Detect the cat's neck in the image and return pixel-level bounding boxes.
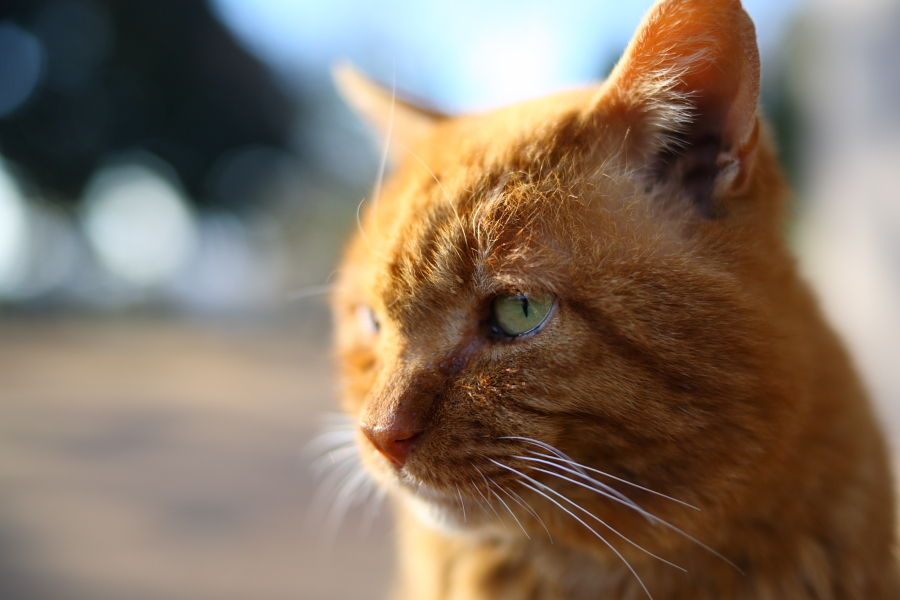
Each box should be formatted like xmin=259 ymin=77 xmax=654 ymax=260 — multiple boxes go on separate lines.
xmin=396 ymin=483 xmax=900 ymax=600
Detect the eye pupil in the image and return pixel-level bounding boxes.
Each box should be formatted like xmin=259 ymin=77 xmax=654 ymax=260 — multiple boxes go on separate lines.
xmin=491 ymin=293 xmax=555 ymax=337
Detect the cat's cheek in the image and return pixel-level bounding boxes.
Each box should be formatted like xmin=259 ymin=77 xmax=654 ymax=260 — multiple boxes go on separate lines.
xmin=338 ymin=357 xmax=379 ymax=414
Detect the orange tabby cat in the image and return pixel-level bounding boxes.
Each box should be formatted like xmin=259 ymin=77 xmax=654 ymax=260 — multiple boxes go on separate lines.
xmin=330 ymin=0 xmax=900 ymax=597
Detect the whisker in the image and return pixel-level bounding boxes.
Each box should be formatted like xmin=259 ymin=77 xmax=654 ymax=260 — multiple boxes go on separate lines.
xmin=527 ymin=450 xmax=700 ymax=511
xmin=315 ymin=436 xmax=359 ymax=460
xmin=504 ymin=435 xmax=699 ymax=510
xmin=504 ymin=438 xmax=646 ymax=508
xmin=310 ymin=438 xmax=358 ymax=457
xmin=355 ymin=196 xmax=373 ymax=248
xmin=503 ymin=460 xmax=684 ymax=572
xmin=503 ymin=437 xmax=740 ymax=573
xmin=306 ymin=423 xmax=358 ymax=476
xmin=492 ymin=460 xmax=653 ymax=600
xmin=473 ymin=467 xmax=505 ymax=524
xmin=306 ymin=414 xmax=355 ymax=437
xmin=306 ymin=414 xmax=385 ymax=546
xmin=359 ymin=482 xmax=387 ymax=536
xmin=522 ymin=460 xmax=740 ymax=574
xmin=321 ymin=465 xmax=374 ymax=545
xmin=309 ymin=452 xmax=363 ymax=507
xmin=308 ymin=439 xmax=357 ymax=461
xmin=310 ymin=449 xmax=360 ymax=496
xmin=455 ymin=484 xmax=467 ymax=523
xmin=308 ymin=432 xmax=356 ymax=455
xmin=503 ymin=487 xmax=553 ymax=543
xmin=500 ymin=436 xmax=570 ymax=461
xmin=305 ymin=460 xmax=361 ymax=546
xmin=465 ymin=479 xmax=490 ymax=517
xmin=513 ymin=455 xmax=645 ymax=514
xmin=310 ymin=445 xmax=359 ymax=477
xmin=305 ymin=419 xmax=354 ymax=449
xmin=484 ymin=475 xmax=530 ymax=539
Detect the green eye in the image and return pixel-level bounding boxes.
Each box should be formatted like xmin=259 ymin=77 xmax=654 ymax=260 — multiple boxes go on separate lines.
xmin=491 ymin=293 xmax=556 ymax=337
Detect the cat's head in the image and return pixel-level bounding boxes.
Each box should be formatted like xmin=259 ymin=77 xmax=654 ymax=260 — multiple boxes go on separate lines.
xmin=333 ymin=0 xmax=803 ymax=551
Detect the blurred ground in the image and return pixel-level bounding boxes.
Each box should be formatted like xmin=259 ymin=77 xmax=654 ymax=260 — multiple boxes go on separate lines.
xmin=0 ymin=314 xmax=393 ymax=600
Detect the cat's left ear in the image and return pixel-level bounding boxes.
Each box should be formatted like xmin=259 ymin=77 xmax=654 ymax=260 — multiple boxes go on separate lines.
xmin=602 ymin=0 xmax=761 ymax=214
xmin=334 ymin=63 xmax=447 ymax=155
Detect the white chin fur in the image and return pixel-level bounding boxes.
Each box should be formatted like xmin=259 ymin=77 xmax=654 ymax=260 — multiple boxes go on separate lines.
xmin=405 ymin=490 xmax=506 ymax=536
xmin=406 ymin=492 xmax=467 ymax=532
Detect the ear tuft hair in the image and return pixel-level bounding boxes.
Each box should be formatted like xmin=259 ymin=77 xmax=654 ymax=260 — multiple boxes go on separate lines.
xmin=603 ymin=0 xmax=761 ymax=216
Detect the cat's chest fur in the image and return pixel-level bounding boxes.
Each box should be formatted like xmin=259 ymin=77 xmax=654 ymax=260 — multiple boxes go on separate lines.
xmin=330 ymin=0 xmax=900 ymax=598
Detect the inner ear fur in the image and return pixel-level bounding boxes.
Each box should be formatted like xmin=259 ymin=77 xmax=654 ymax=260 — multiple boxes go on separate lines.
xmin=601 ymin=0 xmax=761 ymax=217
xmin=333 ymin=63 xmax=447 ymax=158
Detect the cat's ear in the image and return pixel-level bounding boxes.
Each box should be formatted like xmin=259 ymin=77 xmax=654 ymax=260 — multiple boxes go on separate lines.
xmin=333 ymin=63 xmax=446 ymax=154
xmin=603 ymin=0 xmax=761 ymax=215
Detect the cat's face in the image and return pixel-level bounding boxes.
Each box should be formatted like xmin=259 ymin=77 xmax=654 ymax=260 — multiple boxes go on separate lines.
xmin=334 ymin=0 xmax=802 ymax=552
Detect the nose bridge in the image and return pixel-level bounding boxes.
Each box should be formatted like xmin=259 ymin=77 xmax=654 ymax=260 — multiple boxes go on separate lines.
xmin=362 ymin=356 xmax=439 ymax=430
xmin=359 ymin=356 xmax=443 ymax=468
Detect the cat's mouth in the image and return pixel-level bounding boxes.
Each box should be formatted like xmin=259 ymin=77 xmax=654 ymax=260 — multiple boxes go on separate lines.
xmin=365 ymin=440 xmax=501 ymax=503
xmin=377 ymin=446 xmax=540 ymax=525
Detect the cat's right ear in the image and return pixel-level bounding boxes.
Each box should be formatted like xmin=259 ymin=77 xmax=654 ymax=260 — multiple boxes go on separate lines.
xmin=333 ymin=64 xmax=446 ymax=155
xmin=600 ymin=0 xmax=761 ymax=216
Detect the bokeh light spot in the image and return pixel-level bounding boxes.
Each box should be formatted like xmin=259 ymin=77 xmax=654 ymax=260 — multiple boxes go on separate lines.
xmin=0 ymin=160 xmax=29 ymax=294
xmin=82 ymin=161 xmax=198 ymax=287
xmin=0 ymin=22 xmax=44 ymax=116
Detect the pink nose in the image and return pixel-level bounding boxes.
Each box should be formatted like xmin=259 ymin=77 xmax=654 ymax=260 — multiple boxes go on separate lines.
xmin=360 ymin=423 xmax=423 ymax=468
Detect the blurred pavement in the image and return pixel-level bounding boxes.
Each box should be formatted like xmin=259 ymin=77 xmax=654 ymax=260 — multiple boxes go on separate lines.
xmin=0 ymin=316 xmax=393 ymax=600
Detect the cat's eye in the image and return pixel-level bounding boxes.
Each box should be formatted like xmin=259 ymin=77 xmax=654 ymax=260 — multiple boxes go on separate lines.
xmin=491 ymin=293 xmax=556 ymax=337
xmin=357 ymin=305 xmax=380 ymax=335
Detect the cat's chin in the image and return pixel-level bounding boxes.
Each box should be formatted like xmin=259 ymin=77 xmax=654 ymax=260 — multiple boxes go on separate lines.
xmin=404 ymin=492 xmax=501 ymax=535
xmin=406 ymin=494 xmax=465 ymax=531
xmin=383 ymin=464 xmax=524 ymax=536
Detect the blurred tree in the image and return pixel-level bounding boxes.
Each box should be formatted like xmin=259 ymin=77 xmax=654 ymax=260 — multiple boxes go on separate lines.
xmin=0 ymin=0 xmax=299 ymax=209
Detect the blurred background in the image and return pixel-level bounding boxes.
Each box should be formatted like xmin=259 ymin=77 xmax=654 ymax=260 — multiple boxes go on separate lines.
xmin=0 ymin=0 xmax=897 ymax=598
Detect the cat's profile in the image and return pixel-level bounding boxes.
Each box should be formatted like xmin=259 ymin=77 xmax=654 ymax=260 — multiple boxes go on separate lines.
xmin=329 ymin=0 xmax=900 ymax=597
